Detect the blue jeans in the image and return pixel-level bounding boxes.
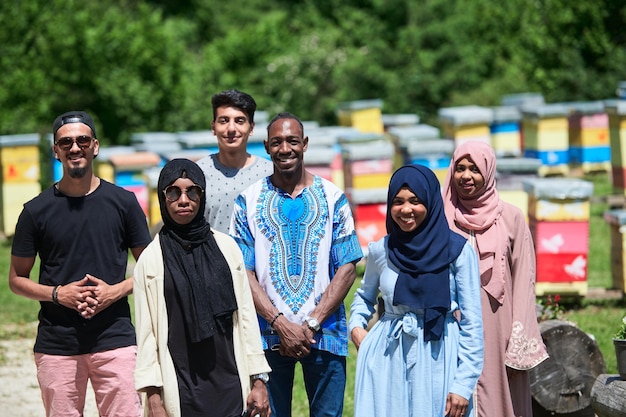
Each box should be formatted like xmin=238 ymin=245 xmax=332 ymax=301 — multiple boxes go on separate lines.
xmin=265 ymin=348 xmax=346 ymax=417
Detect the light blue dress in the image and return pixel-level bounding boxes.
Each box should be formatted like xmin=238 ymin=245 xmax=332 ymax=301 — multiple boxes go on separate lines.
xmin=349 ymin=237 xmax=484 ymax=417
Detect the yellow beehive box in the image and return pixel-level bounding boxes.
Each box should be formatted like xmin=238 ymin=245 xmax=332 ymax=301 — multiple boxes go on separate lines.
xmin=0 ymin=182 xmax=41 ymax=237
xmin=528 ymin=197 xmax=589 ymax=221
xmin=522 ymin=120 xmax=569 ymax=150
xmin=536 ymin=281 xmax=587 ymax=297
xmin=490 ymin=106 xmax=522 ymax=157
xmin=336 ymin=99 xmax=384 ymax=133
xmin=491 ymin=131 xmax=521 ymax=156
xmin=523 ymin=178 xmax=594 ymax=221
xmin=432 ymin=168 xmax=448 ymax=186
xmin=0 ymin=134 xmax=42 ymax=237
xmin=0 ymin=134 xmax=40 ymax=184
xmin=97 ymin=163 xmax=115 ymax=183
xmin=444 ymin=124 xmax=491 ymax=139
xmin=578 ymin=127 xmax=610 ymax=147
xmin=1 ymin=146 xmax=40 ymax=183
xmin=148 ymin=189 xmax=161 ymax=227
xmin=521 ymin=104 xmax=569 ymax=151
xmin=438 ymin=105 xmax=493 ymax=142
xmin=568 ymin=101 xmax=609 ymax=148
xmin=352 ymin=173 xmax=392 ymax=189
xmin=536 ymin=117 xmax=569 ymax=131
xmin=346 ymin=108 xmax=384 ymax=134
xmin=144 ymin=166 xmax=163 ymax=228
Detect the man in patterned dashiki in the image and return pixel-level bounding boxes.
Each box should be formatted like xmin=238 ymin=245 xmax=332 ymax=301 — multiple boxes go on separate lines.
xmin=230 ymin=112 xmax=363 ymax=417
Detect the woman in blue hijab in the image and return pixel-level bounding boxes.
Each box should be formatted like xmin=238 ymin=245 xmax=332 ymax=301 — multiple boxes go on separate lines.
xmin=349 ymin=164 xmax=484 ymax=417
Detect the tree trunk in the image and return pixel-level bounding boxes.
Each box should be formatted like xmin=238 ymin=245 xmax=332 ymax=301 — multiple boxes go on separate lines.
xmin=591 ymin=374 xmax=626 ymax=417
xmin=530 ymin=320 xmax=606 ymax=414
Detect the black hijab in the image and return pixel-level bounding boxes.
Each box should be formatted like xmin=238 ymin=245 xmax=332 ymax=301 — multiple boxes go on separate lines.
xmin=158 ymin=158 xmax=237 ymax=343
xmin=387 ymin=165 xmax=466 ymax=341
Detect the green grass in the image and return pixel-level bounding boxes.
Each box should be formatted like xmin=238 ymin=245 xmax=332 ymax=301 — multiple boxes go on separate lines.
xmin=1 ymin=172 xmax=625 ymax=416
xmin=0 ymin=240 xmax=40 ymax=339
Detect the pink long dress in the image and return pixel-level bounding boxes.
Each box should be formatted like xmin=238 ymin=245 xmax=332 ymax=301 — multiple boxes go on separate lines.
xmin=451 ymin=203 xmax=548 ymax=417
xmin=443 ymin=141 xmax=549 ymax=417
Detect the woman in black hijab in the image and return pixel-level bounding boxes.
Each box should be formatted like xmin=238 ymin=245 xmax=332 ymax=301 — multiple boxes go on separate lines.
xmin=134 ymin=159 xmax=271 ymax=417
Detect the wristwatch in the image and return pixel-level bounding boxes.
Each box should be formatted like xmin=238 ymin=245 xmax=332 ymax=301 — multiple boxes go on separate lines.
xmin=252 ymin=373 xmax=270 ymax=384
xmin=305 ymin=316 xmax=321 ymax=332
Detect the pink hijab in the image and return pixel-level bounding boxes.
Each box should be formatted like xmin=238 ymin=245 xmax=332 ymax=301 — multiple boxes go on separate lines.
xmin=443 ymin=141 xmax=507 ymax=304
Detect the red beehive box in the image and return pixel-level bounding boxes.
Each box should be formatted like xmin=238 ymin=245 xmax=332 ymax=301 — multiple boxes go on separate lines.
xmin=530 ymin=220 xmax=589 ymax=255
xmin=349 ymin=188 xmax=387 ymax=255
xmin=531 ymin=220 xmax=589 ymax=294
xmin=536 ymin=253 xmax=588 ymax=283
xmin=353 ymin=203 xmax=387 ymax=252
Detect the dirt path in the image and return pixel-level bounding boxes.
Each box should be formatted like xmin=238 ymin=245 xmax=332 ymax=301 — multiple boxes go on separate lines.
xmin=0 ymin=338 xmax=98 ymax=417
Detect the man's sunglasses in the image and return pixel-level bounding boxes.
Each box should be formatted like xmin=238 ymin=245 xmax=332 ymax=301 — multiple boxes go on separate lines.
xmin=55 ymin=135 xmax=94 ymax=151
xmin=163 ymin=185 xmax=204 ymax=202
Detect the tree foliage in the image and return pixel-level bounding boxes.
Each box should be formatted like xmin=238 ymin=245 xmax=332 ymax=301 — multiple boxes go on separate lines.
xmin=0 ymin=0 xmax=625 ymax=143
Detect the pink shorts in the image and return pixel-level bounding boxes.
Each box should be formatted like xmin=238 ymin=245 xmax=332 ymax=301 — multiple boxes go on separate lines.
xmin=34 ymin=345 xmax=141 ymax=417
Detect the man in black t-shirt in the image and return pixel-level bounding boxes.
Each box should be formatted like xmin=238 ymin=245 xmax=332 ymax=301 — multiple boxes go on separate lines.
xmin=9 ymin=111 xmax=151 ymax=417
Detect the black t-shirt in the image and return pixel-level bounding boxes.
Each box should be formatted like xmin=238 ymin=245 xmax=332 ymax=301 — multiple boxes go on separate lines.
xmin=12 ymin=180 xmax=152 ymax=355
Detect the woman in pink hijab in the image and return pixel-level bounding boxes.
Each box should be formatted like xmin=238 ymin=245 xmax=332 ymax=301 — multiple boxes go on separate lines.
xmin=443 ymin=141 xmax=548 ymax=417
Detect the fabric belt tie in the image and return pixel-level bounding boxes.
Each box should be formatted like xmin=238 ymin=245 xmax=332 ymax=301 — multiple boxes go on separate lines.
xmin=386 ymin=312 xmax=421 ymax=369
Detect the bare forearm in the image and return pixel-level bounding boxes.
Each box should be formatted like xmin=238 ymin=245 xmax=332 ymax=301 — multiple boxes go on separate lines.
xmin=9 ymin=275 xmax=54 ymax=302
xmin=116 ymin=276 xmax=134 ymax=299
xmin=308 ymin=261 xmax=357 ymax=323
xmin=246 ymin=270 xmax=280 ymax=321
xmin=8 ymin=256 xmax=48 ymax=301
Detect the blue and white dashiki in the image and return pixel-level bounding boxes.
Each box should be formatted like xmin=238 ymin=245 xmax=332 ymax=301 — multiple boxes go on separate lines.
xmin=231 ymin=175 xmax=363 ymax=356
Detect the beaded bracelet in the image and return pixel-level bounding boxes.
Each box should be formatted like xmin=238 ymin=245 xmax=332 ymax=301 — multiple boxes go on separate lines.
xmin=269 ymin=312 xmax=283 ymax=327
xmin=52 ymin=285 xmax=62 ymax=305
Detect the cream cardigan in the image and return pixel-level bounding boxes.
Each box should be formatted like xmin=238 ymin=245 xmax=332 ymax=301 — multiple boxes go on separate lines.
xmin=133 ymin=231 xmax=271 ymax=417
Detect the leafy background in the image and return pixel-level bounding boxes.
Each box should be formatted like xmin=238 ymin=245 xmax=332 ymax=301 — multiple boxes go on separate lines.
xmin=1 ymin=0 xmax=625 ymax=147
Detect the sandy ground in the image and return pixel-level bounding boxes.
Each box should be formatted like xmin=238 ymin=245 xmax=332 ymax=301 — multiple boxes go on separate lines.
xmin=0 ymin=337 xmax=98 ymax=417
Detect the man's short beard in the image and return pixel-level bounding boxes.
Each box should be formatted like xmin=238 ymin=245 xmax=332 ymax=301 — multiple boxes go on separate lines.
xmin=68 ymin=167 xmax=87 ymax=178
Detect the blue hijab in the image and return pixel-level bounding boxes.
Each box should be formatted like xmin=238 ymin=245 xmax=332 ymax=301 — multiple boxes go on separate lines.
xmin=387 ymin=164 xmax=466 ymax=341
